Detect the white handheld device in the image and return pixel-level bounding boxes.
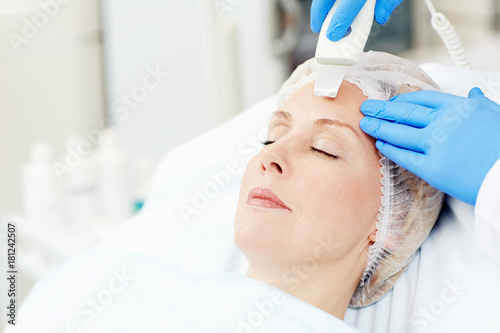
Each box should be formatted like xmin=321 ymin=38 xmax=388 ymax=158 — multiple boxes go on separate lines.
xmin=314 ymin=0 xmax=376 ymax=98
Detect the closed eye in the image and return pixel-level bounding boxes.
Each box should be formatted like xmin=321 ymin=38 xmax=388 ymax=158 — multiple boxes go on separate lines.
xmin=261 ymin=140 xmax=338 ymax=160
xmin=310 ymin=147 xmax=338 ymax=160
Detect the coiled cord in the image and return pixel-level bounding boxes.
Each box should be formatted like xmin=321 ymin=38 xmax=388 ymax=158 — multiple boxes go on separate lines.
xmin=424 ymin=0 xmax=472 ymax=68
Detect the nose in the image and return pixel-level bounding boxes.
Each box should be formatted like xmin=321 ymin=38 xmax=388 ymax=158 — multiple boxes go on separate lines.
xmin=260 ymin=142 xmax=288 ymax=177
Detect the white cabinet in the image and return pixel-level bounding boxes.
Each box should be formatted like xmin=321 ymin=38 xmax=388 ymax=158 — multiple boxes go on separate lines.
xmin=0 ymin=0 xmax=105 ymax=217
xmin=100 ymin=0 xmax=300 ymax=158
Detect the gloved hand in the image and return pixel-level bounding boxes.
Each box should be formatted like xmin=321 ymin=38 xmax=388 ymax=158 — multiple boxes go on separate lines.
xmin=311 ymin=0 xmax=404 ymax=41
xmin=359 ymin=88 xmax=500 ymax=206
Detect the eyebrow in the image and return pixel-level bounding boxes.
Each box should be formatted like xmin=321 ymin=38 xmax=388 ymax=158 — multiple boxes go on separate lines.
xmin=271 ymin=110 xmax=360 ymax=138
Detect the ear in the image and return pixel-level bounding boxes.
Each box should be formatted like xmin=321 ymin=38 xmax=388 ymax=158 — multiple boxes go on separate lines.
xmin=368 ymin=230 xmax=377 ymax=244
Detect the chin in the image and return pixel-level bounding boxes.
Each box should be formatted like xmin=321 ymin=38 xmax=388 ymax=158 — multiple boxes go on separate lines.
xmin=233 ymin=211 xmax=264 ymax=255
xmin=235 ymin=219 xmax=275 ymax=258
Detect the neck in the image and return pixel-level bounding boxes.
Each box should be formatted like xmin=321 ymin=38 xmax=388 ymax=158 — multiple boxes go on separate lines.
xmin=245 ymin=254 xmax=364 ymax=319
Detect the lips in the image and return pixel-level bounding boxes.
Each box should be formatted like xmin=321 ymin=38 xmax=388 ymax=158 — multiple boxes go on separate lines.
xmin=247 ymin=187 xmax=291 ymax=211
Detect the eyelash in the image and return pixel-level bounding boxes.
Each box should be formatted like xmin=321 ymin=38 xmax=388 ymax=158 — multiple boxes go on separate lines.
xmin=261 ymin=140 xmax=338 ymax=160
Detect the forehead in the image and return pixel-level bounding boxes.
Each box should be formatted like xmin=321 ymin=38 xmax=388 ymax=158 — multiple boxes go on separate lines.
xmin=280 ymin=81 xmax=367 ymax=125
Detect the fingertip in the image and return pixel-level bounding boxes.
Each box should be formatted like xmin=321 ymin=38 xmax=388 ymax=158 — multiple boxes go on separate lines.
xmin=375 ymin=0 xmax=404 ymax=24
xmin=359 ymin=116 xmax=370 ymax=128
xmin=326 ymin=31 xmax=341 ymax=42
xmin=310 ymin=0 xmax=325 ymax=33
xmin=310 ymin=16 xmax=321 ymax=33
xmin=359 ymin=116 xmax=378 ymax=137
xmin=326 ymin=32 xmax=342 ymax=42
xmin=375 ymin=140 xmax=384 ymax=151
xmin=374 ymin=9 xmax=389 ymax=25
xmin=360 ymin=100 xmax=384 ymax=115
xmin=326 ymin=23 xmax=343 ymax=41
xmin=327 ymin=9 xmax=354 ymax=41
xmin=468 ymin=87 xmax=485 ymax=98
xmin=360 ymin=105 xmax=370 ymax=116
xmin=311 ymin=0 xmax=338 ymax=35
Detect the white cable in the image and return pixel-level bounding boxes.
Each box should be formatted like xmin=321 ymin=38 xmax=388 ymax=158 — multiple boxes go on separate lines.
xmin=423 ymin=0 xmax=472 ymax=68
xmin=423 ymin=0 xmax=437 ymax=16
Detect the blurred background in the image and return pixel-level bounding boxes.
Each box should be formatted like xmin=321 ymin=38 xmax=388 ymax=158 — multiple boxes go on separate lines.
xmin=1 ymin=0 xmax=500 ymax=329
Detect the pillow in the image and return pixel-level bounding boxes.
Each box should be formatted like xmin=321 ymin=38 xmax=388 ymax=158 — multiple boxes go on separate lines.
xmin=144 ymin=95 xmax=275 ymax=210
xmin=94 ymin=96 xmax=277 ymax=275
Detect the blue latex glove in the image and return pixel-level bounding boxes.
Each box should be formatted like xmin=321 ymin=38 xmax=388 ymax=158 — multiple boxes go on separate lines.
xmin=310 ymin=0 xmax=404 ymax=41
xmin=359 ymin=88 xmax=500 ymax=205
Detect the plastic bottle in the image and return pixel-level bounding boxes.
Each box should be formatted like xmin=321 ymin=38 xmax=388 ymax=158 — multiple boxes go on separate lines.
xmin=21 ymin=141 xmax=65 ymax=229
xmin=133 ymin=156 xmax=157 ymax=213
xmin=96 ymin=129 xmax=132 ymax=223
xmin=64 ymin=136 xmax=99 ymax=227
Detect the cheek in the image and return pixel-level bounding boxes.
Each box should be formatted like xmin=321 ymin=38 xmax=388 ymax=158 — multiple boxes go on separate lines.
xmin=301 ymin=161 xmax=381 ymax=237
xmin=305 ymin=166 xmax=361 ymax=211
xmin=234 ymin=156 xmax=293 ymax=257
xmin=234 ymin=158 xmax=255 ymax=250
xmin=236 ymin=156 xmax=260 ymax=205
xmin=234 ymin=155 xmax=263 ymax=236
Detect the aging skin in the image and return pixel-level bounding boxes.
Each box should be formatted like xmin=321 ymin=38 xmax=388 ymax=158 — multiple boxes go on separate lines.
xmin=234 ymin=81 xmax=382 ymax=319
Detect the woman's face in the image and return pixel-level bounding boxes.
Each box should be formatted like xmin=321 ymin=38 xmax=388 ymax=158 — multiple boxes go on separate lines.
xmin=234 ymin=81 xmax=382 ymax=271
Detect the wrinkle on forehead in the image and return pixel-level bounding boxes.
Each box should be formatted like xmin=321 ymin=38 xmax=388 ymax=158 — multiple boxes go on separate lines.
xmin=277 ymin=81 xmax=374 ymax=149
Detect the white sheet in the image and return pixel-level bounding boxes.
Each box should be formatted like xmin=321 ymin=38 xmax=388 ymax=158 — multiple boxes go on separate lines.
xmin=7 ymin=250 xmax=361 ymax=333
